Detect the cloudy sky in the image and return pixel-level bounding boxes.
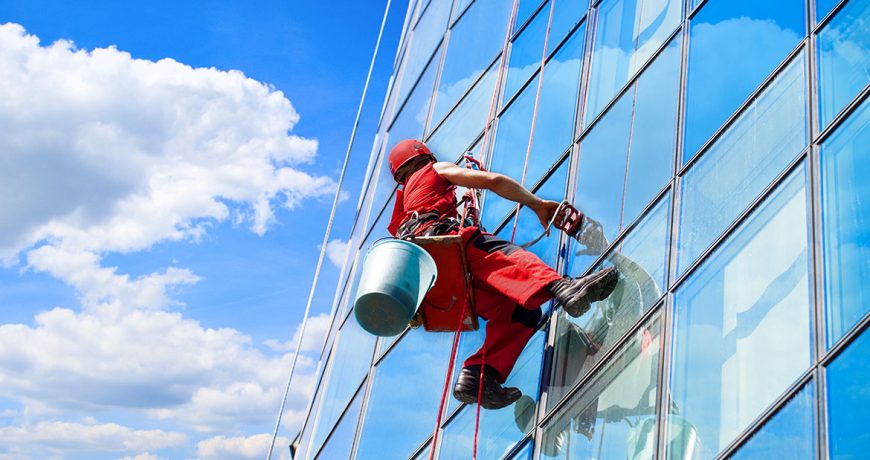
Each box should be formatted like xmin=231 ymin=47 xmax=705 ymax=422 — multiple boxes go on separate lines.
xmin=0 ymin=1 xmax=404 ymax=458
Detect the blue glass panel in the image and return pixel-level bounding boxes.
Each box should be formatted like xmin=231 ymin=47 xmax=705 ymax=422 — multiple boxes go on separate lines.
xmin=296 ymin=354 xmax=331 ymax=460
xmin=432 ymin=0 xmax=513 ymax=125
xmin=395 ymin=0 xmax=450 ymax=109
xmin=817 ymin=0 xmax=870 ymax=129
xmin=678 ymin=53 xmax=807 ymax=275
xmin=623 ymin=33 xmax=680 ymax=225
xmin=427 ymin=62 xmax=499 ymax=160
xmin=816 ymin=0 xmax=840 ymax=21
xmin=509 ymin=441 xmax=533 ymax=459
xmin=827 ymin=324 xmax=870 ymax=459
xmin=314 ymin=385 xmax=365 ymax=460
xmin=821 ymin=96 xmax=870 ymax=347
xmin=585 ymin=0 xmax=682 ymax=124
xmin=729 ymin=383 xmax=815 ymax=460
xmin=356 ymin=328 xmax=453 ymax=460
xmin=516 ymin=0 xmax=545 ymax=32
xmin=669 ymin=167 xmax=811 ymax=458
xmin=309 ymin=317 xmax=377 ymax=456
xmin=541 ymin=314 xmax=662 ymax=460
xmin=389 ymin=47 xmax=440 ymax=148
xmin=439 ymin=331 xmax=546 ymax=459
xmin=683 ymin=0 xmax=804 ymax=161
xmin=552 ymin=194 xmax=669 ymax=410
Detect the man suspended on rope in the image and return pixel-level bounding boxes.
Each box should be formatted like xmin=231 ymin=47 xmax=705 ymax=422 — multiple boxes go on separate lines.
xmin=386 ymin=139 xmax=619 ymax=410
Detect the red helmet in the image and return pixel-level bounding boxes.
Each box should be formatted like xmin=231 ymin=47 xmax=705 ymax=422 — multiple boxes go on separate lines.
xmin=388 ymin=139 xmax=434 ymax=180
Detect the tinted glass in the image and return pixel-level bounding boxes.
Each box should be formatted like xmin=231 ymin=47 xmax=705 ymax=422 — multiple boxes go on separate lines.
xmin=439 ymin=331 xmax=546 ymax=459
xmin=677 ymin=53 xmax=807 ymax=275
xmin=816 ymin=0 xmax=841 ymax=21
xmin=516 ymin=0 xmax=545 ymax=32
xmin=817 ymin=0 xmax=870 ymax=129
xmin=509 ymin=441 xmax=533 ymax=460
xmin=433 ymin=0 xmax=513 ymax=125
xmin=669 ymin=167 xmax=811 ymax=458
xmin=683 ymin=0 xmax=804 ymax=161
xmin=541 ymin=314 xmax=662 ymax=460
xmin=309 ymin=317 xmax=376 ymax=455
xmin=552 ymin=195 xmax=669 ymax=409
xmin=314 ymin=385 xmax=364 ymax=460
xmin=826 ymin=324 xmax=870 ymax=459
xmin=395 ymin=1 xmax=450 ymax=109
xmin=427 ymin=62 xmax=499 ymax=161
xmin=728 ymin=383 xmax=815 ymax=460
xmin=388 ymin=48 xmax=440 ymax=147
xmin=356 ymin=328 xmax=453 ymax=459
xmin=821 ymin=97 xmax=870 ymax=347
xmin=585 ymin=0 xmax=682 ymax=124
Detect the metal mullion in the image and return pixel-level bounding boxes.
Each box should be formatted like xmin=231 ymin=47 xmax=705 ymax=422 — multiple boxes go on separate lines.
xmin=373 ymin=323 xmax=412 ymax=367
xmin=311 ymin=376 xmax=370 ymax=460
xmin=668 ymin=17 xmax=691 ymax=289
xmin=537 ymin=300 xmax=666 ymax=427
xmin=813 ymin=0 xmax=851 ymax=33
xmin=713 ymin=369 xmax=817 ymax=460
xmin=350 ymin=356 xmax=379 ymax=460
xmin=408 ymin=434 xmax=432 ymax=460
xmin=670 ymin=148 xmax=811 ymax=292
xmin=816 ymin=364 xmax=829 ymax=460
xmin=687 ymin=0 xmax=708 ymax=20
xmin=814 ymin=85 xmax=870 ymax=144
xmin=654 ymin=292 xmax=675 ymax=460
xmin=299 ymin=347 xmax=337 ymax=460
xmin=448 ymin=0 xmax=476 ymax=29
xmin=511 ymin=0 xmax=549 ymax=41
xmin=679 ymin=40 xmax=808 ymax=174
xmin=819 ymin=310 xmax=870 ymax=367
xmin=412 ymin=0 xmax=432 ymax=30
xmin=501 ymin=437 xmax=533 ymax=460
xmin=574 ymin=25 xmax=682 ymax=145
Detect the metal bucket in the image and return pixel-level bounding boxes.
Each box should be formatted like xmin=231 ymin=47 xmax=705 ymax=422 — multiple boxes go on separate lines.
xmin=354 ymin=239 xmax=437 ymax=337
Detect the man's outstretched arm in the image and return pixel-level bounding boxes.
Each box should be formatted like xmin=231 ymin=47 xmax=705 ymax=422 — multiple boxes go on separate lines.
xmin=433 ymin=161 xmax=560 ymax=229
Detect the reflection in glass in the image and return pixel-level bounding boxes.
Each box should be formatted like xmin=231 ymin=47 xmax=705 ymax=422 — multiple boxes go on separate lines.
xmin=433 ymin=0 xmax=513 ymax=125
xmin=427 ymin=62 xmax=499 ymax=161
xmin=395 ymin=0 xmax=450 ymax=109
xmin=575 ymin=33 xmax=680 ymax=247
xmin=817 ymin=0 xmax=870 ymax=129
xmin=729 ymin=382 xmax=815 ymax=460
xmin=821 ymin=97 xmax=870 ymax=347
xmin=516 ymin=0 xmax=545 ymax=32
xmin=816 ymin=0 xmax=840 ymax=21
xmin=678 ymin=53 xmax=807 ymax=275
xmin=669 ymin=167 xmax=811 ymax=459
xmin=541 ymin=315 xmax=662 ymax=459
xmin=552 ymin=194 xmax=669 ymax=409
xmin=388 ymin=47 xmax=440 ymax=149
xmin=826 ymin=324 xmax=870 ymax=459
xmin=308 ymin=317 xmax=376 ymax=456
xmin=314 ymin=385 xmax=365 ymax=460
xmin=439 ymin=331 xmax=546 ymax=459
xmin=585 ymin=0 xmax=682 ymax=124
xmin=682 ymin=0 xmax=804 ymax=160
xmin=509 ymin=441 xmax=533 ymax=459
xmin=356 ymin=328 xmax=453 ymax=459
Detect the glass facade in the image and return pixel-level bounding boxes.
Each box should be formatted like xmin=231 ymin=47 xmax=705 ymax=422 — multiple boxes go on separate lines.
xmin=292 ymin=0 xmax=870 ymax=458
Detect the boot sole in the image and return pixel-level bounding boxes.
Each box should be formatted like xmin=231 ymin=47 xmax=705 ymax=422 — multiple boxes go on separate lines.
xmin=563 ymin=266 xmax=619 ymax=317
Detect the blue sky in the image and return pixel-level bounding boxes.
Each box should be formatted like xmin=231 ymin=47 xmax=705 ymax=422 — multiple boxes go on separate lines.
xmin=0 ymin=0 xmax=406 ymax=458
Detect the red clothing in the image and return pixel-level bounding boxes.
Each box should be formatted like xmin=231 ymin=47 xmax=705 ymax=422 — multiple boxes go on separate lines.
xmin=388 ymin=164 xmax=562 ymax=382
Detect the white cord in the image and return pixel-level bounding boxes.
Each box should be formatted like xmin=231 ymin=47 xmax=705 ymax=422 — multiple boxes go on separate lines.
xmin=266 ymin=0 xmax=393 ymax=458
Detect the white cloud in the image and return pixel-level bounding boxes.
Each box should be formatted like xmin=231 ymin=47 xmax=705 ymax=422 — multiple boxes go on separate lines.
xmin=324 ymin=238 xmax=349 ymax=269
xmin=265 ymin=313 xmax=331 ymax=353
xmin=197 ymin=433 xmax=290 ymax=460
xmin=0 ymin=420 xmax=185 ymax=453
xmin=119 ymin=454 xmax=166 ymax=460
xmin=0 ymin=22 xmax=336 ymax=262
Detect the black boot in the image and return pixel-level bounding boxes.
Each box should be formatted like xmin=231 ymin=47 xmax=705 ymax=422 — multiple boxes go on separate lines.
xmin=453 ymin=365 xmax=522 ymax=410
xmin=548 ymin=266 xmax=619 ymax=317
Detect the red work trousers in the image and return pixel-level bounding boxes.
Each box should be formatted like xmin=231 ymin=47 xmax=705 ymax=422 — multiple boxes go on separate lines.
xmin=458 ymin=226 xmax=562 ymax=383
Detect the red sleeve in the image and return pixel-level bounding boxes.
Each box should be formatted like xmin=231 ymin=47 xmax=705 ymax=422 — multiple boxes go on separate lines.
xmin=387 ymin=189 xmax=405 ymax=237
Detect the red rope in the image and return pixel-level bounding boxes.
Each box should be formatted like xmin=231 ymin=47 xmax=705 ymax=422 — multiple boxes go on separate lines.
xmin=510 ymin=0 xmax=557 ymax=244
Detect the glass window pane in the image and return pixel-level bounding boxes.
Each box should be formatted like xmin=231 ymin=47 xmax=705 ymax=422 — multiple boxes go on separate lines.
xmin=395 ymin=1 xmax=450 ymax=109
xmin=668 ymin=166 xmax=812 ymax=459
xmin=552 ymin=194 xmax=669 ymax=409
xmin=388 ymin=47 xmax=440 ymax=148
xmin=439 ymin=331 xmax=546 ymax=459
xmin=816 ymin=0 xmax=840 ymax=21
xmin=541 ymin=314 xmax=662 ymax=460
xmin=308 ymin=317 xmax=377 ymax=456
xmin=314 ymin=384 xmax=365 ymax=460
xmin=826 ymin=324 xmax=870 ymax=459
xmin=677 ymin=53 xmax=807 ymax=275
xmin=585 ymin=0 xmax=682 ymax=124
xmin=427 ymin=62 xmax=499 ymax=161
xmin=682 ymin=0 xmax=804 ymax=160
xmin=728 ymin=382 xmax=815 ymax=460
xmin=509 ymin=441 xmax=533 ymax=459
xmin=516 ymin=0 xmax=545 ymax=32
xmin=821 ymin=96 xmax=870 ymax=347
xmin=356 ymin=328 xmax=453 ymax=459
xmin=432 ymin=0 xmax=514 ymax=125
xmin=817 ymin=0 xmax=870 ymax=129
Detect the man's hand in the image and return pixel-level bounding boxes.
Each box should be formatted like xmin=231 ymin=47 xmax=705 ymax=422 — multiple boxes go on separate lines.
xmin=532 ymin=200 xmax=561 ymax=234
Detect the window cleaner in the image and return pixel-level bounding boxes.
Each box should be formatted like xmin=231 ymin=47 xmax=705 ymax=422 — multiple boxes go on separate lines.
xmin=355 ymin=139 xmax=620 ymax=410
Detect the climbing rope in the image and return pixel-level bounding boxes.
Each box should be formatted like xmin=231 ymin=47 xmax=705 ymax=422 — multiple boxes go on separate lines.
xmin=265 ymin=1 xmax=393 ymax=458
